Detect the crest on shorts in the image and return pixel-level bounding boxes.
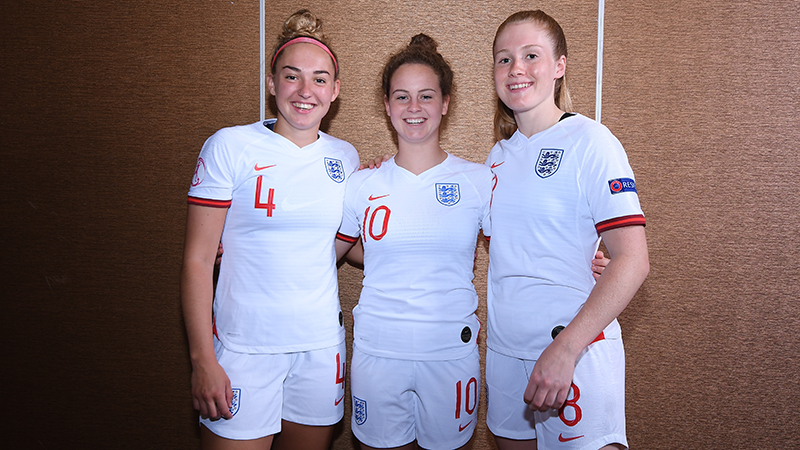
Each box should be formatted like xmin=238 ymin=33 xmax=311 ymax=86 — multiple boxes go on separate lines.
xmin=536 ymin=148 xmax=563 ymax=178
xmin=353 ymin=396 xmax=367 ymax=425
xmin=229 ymin=388 xmax=241 ymax=417
xmin=436 ymin=183 xmax=460 ymax=206
xmin=325 ymin=157 xmax=346 ymax=183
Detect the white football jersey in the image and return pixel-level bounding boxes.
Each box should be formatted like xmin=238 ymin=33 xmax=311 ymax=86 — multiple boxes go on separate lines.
xmin=188 ymin=119 xmax=360 ymax=353
xmin=338 ymin=154 xmax=493 ymax=360
xmin=485 ymin=113 xmax=645 ymax=359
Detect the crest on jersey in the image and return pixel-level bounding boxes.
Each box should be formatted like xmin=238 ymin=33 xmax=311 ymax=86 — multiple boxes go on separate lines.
xmin=536 ymin=148 xmax=563 ymax=178
xmin=325 ymin=157 xmax=346 ymax=183
xmin=436 ymin=183 xmax=460 ymax=206
xmin=353 ymin=396 xmax=368 ymax=425
xmin=229 ymin=388 xmax=241 ymax=417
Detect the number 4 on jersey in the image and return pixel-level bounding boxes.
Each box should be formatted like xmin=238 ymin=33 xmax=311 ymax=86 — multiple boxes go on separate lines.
xmin=255 ymin=176 xmax=276 ymax=217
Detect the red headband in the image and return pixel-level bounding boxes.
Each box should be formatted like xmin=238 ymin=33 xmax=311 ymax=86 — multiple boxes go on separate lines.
xmin=271 ymin=37 xmax=338 ymax=74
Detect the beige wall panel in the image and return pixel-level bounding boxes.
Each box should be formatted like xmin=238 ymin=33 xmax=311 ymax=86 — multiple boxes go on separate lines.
xmin=602 ymin=0 xmax=800 ymax=447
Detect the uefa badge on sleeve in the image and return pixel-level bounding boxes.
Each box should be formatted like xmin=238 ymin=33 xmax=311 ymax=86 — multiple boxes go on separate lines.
xmin=325 ymin=157 xmax=345 ymax=183
xmin=229 ymin=388 xmax=241 ymax=417
xmin=536 ymin=148 xmax=563 ymax=178
xmin=436 ymin=183 xmax=460 ymax=206
xmin=354 ymin=396 xmax=368 ymax=425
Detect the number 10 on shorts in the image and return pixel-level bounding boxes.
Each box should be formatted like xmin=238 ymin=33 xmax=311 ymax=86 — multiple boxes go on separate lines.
xmin=455 ymin=378 xmax=478 ymax=419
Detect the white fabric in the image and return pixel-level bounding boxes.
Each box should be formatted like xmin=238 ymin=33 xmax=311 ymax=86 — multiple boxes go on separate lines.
xmin=350 ymin=345 xmax=480 ymax=449
xmin=200 ymin=339 xmax=347 ymax=439
xmin=485 ymin=339 xmax=627 ymax=449
xmin=485 ymin=113 xmax=643 ymax=359
xmin=188 ymin=119 xmax=359 ymax=353
xmin=338 ymin=154 xmax=493 ymax=360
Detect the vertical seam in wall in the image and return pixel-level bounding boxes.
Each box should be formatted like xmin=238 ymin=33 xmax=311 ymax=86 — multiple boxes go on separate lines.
xmin=596 ymin=0 xmax=604 ymax=123
xmin=260 ymin=0 xmax=265 ymax=121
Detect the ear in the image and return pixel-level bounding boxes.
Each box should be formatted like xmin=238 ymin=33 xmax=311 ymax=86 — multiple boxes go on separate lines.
xmin=330 ymin=79 xmax=341 ymax=102
xmin=441 ymin=95 xmax=450 ymax=116
xmin=267 ymin=73 xmax=276 ymax=96
xmin=384 ymin=95 xmax=391 ymax=116
xmin=555 ymin=55 xmax=566 ymax=79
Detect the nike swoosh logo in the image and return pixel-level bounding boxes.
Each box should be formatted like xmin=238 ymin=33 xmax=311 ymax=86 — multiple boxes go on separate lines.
xmin=458 ymin=420 xmax=473 ymax=432
xmin=368 ymin=194 xmax=389 ymax=201
xmin=334 ymin=395 xmax=345 ymax=406
xmin=254 ymin=164 xmax=276 ymax=171
xmin=558 ymin=434 xmax=584 ymax=442
xmin=491 ymin=161 xmax=505 ymax=169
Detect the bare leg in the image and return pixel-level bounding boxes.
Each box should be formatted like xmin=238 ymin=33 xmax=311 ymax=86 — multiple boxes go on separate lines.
xmin=493 ymin=435 xmax=536 ymax=450
xmin=271 ymin=420 xmax=336 ymax=450
xmin=360 ymin=442 xmax=416 ymax=450
xmin=200 ymin=424 xmax=274 ymax=450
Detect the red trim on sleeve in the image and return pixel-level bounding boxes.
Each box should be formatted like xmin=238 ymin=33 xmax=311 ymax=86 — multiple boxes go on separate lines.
xmin=590 ymin=331 xmax=605 ymax=345
xmin=336 ymin=232 xmax=359 ymax=244
xmin=595 ymin=214 xmax=646 ymax=235
xmin=484 ymin=236 xmax=491 ymax=242
xmin=187 ymin=196 xmax=232 ymax=208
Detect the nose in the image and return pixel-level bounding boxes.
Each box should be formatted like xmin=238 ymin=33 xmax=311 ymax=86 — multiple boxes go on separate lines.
xmin=298 ymin=79 xmax=312 ymax=98
xmin=508 ymin=59 xmax=524 ymax=77
xmin=408 ymin=98 xmax=421 ymax=112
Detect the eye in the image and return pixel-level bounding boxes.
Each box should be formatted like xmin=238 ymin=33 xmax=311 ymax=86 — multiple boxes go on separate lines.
xmin=395 ymin=95 xmax=408 ymax=101
xmin=421 ymin=94 xmax=433 ymax=100
xmin=526 ymin=53 xmax=538 ymax=60
xmin=315 ymin=77 xmax=327 ymax=84
xmin=285 ymin=75 xmax=297 ymax=81
xmin=497 ymin=57 xmax=510 ymax=64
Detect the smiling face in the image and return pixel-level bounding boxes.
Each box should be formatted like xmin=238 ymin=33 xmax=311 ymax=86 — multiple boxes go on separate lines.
xmin=384 ymin=63 xmax=449 ymax=148
xmin=493 ymin=22 xmax=565 ymax=120
xmin=267 ymin=42 xmax=340 ymax=145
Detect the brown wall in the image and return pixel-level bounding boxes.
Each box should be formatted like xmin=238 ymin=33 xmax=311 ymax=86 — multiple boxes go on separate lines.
xmin=2 ymin=0 xmax=798 ymax=448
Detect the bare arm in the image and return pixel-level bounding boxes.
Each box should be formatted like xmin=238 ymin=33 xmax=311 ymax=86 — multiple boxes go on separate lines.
xmin=524 ymin=225 xmax=649 ymax=411
xmin=181 ymin=204 xmax=233 ymax=420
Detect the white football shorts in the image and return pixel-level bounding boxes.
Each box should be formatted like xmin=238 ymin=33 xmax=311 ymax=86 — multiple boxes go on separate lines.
xmin=350 ymin=345 xmax=480 ymax=449
xmin=200 ymin=337 xmax=346 ymax=440
xmin=486 ymin=336 xmax=627 ymax=450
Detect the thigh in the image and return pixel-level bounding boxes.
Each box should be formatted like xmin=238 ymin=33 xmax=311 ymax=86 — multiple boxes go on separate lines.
xmin=485 ymin=347 xmax=537 ymax=441
xmin=414 ymin=346 xmax=481 ymax=450
xmin=535 ymin=337 xmax=627 ymax=450
xmin=200 ymin=340 xmax=288 ymax=441
xmin=350 ymin=346 xmax=416 ymax=449
xmin=282 ymin=341 xmax=347 ymax=426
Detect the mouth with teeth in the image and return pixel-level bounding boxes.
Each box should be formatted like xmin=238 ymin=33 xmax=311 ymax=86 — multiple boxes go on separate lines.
xmin=404 ymin=118 xmax=426 ymax=125
xmin=509 ymin=82 xmax=532 ymax=91
xmin=292 ymin=102 xmax=315 ymax=111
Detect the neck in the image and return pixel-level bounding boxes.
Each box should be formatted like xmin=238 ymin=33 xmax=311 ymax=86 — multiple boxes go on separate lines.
xmin=515 ymin=103 xmax=565 ymax=138
xmin=272 ymin=117 xmax=320 ymax=148
xmin=394 ymin=139 xmax=447 ymax=175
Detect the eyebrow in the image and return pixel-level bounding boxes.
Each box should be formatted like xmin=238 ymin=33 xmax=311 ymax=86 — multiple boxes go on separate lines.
xmin=494 ymin=43 xmax=546 ymax=56
xmin=390 ymin=88 xmax=437 ymax=96
xmin=280 ymin=65 xmax=332 ymax=76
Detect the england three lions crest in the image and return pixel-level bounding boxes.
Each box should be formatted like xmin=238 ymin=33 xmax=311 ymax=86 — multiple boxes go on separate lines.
xmin=229 ymin=388 xmax=241 ymax=417
xmin=325 ymin=157 xmax=345 ymax=183
xmin=536 ymin=148 xmax=564 ymax=178
xmin=436 ymin=183 xmax=460 ymax=206
xmin=353 ymin=396 xmax=367 ymax=425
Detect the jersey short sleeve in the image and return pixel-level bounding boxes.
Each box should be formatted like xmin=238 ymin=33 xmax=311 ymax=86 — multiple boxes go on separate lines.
xmin=188 ymin=127 xmax=241 ymax=206
xmin=576 ymin=122 xmax=646 ymax=234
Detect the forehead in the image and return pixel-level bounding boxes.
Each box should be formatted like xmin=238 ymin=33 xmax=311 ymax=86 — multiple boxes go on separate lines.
xmin=276 ymin=42 xmax=336 ymax=72
xmin=391 ymin=63 xmax=439 ymax=90
xmin=494 ymin=22 xmax=553 ymax=53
